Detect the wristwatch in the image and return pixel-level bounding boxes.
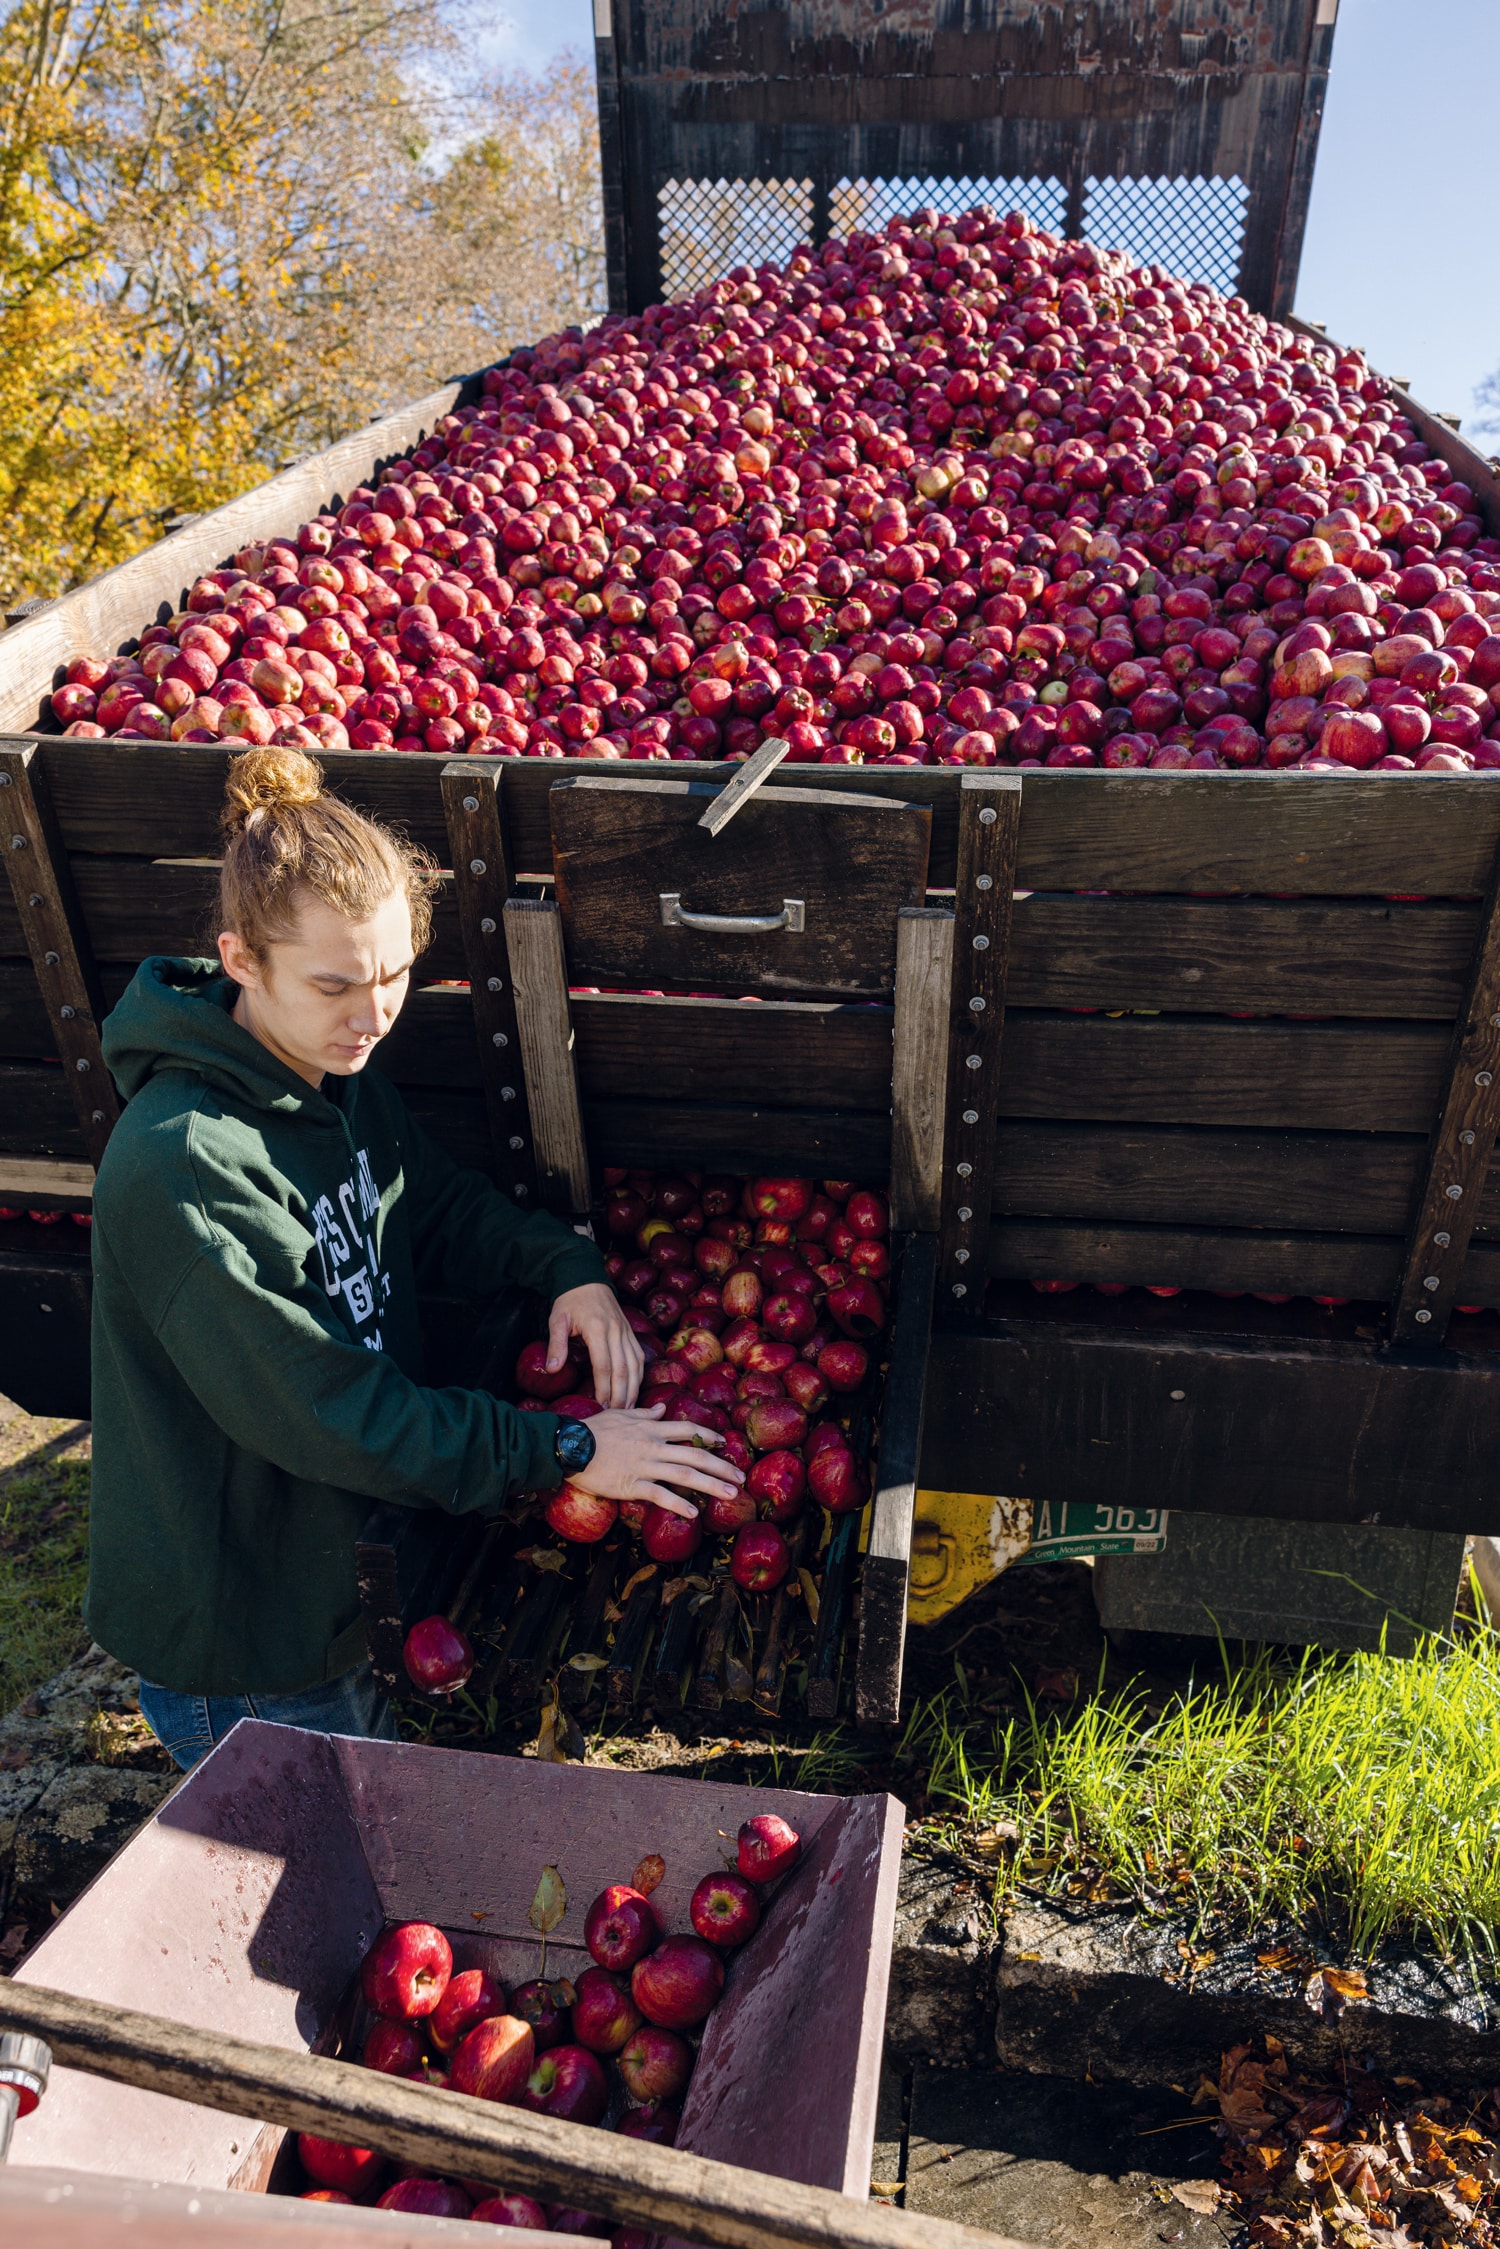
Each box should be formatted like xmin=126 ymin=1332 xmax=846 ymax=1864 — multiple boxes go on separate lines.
xmin=553 ymin=1417 xmax=597 ymax=1476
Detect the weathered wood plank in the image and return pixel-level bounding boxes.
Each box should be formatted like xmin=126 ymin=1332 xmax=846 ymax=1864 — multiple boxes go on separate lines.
xmin=855 ymin=1233 xmax=937 ymax=1727
xmin=1007 ymin=895 xmax=1480 ymax=1019
xmin=998 ymin=1014 xmax=1451 ymax=1133
xmin=891 ymin=910 xmax=953 ymax=1234
xmin=940 ymin=774 xmax=1021 ymax=1302
xmin=571 ymin=991 xmax=893 ymax=1113
xmin=1390 ymin=832 xmax=1500 ymax=1342
xmin=551 ymin=774 xmax=931 ymax=999
xmin=0 ymin=748 xmax=117 ymax=1168
xmin=579 ymin=1097 xmax=891 ymax=1177
xmin=923 ymin=1317 xmax=1500 ymax=1537
xmin=440 ymin=759 xmax=537 ymax=1203
xmin=505 ymin=897 xmax=591 ymax=1215
xmin=0 ymin=1062 xmax=86 ymax=1158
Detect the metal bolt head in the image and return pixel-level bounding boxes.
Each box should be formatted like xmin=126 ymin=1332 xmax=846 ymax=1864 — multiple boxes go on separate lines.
xmin=463 ymin=794 xmax=479 ymax=812
xmin=1435 ymin=1230 xmax=1451 ymax=1247
xmin=501 ymin=1085 xmax=516 ymax=1101
xmin=979 ymin=806 xmax=997 ymax=825
xmin=1415 ymin=1308 xmax=1432 ymax=1323
xmin=954 ymin=1247 xmax=969 ymax=1263
xmin=75 ymin=1057 xmax=88 ymax=1072
xmin=492 ymin=1031 xmax=508 ymax=1047
xmin=1423 ymin=1275 xmax=1441 ymax=1291
xmin=1447 ymin=1183 xmax=1464 ymax=1199
xmin=966 ymin=1053 xmax=982 ymax=1069
xmin=1462 ymin=1130 xmax=1476 ymax=1145
xmin=509 ymin=1136 xmax=525 ymax=1151
xmin=43 ymin=950 xmax=59 ymax=966
xmin=1169 ymin=1389 xmax=1186 ymax=1402
xmin=9 ymin=834 xmax=26 ymax=850
xmin=962 ymin=1107 xmax=979 ymax=1124
xmin=91 ymin=1110 xmax=103 ymax=1123
xmin=957 ymin=1161 xmax=972 ymax=1177
xmin=469 ymin=857 xmax=486 ymax=876
xmin=973 ymin=933 xmax=990 ymax=950
xmin=957 ymin=1205 xmax=972 ymax=1222
xmin=486 ymin=975 xmax=503 ymax=992
xmin=952 ymin=1282 xmax=967 ymax=1298
xmin=60 ymin=1004 xmax=75 ymax=1019
xmin=969 ymin=995 xmax=986 ymax=1012
xmin=1478 ymin=1071 xmax=1494 ymax=1087
xmin=480 ymin=916 xmax=496 ymax=934
xmin=976 ymin=873 xmax=993 ymax=892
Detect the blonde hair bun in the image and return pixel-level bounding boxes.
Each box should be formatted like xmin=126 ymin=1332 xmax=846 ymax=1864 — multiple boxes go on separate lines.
xmin=222 ymin=745 xmax=325 ymax=837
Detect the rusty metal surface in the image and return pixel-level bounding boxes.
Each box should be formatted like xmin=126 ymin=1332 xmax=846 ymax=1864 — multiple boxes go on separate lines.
xmin=594 ymin=0 xmax=1337 ymax=318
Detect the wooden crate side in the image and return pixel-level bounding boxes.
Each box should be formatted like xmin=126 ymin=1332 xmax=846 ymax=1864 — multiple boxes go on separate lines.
xmin=922 ymin=1318 xmax=1500 ymax=1536
xmin=579 ymin=1097 xmax=891 ymax=1178
xmin=12 ymin=1724 xmax=382 ymax=2186
xmin=573 ymin=991 xmax=892 ymax=1113
xmin=0 ymin=385 xmax=467 ymax=731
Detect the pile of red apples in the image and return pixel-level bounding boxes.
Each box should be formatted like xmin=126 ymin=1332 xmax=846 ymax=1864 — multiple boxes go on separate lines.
xmin=526 ymin=1171 xmax=887 ymax=1595
xmin=53 ymin=204 xmax=1500 ymax=774
xmin=294 ymin=1813 xmax=800 ymax=2234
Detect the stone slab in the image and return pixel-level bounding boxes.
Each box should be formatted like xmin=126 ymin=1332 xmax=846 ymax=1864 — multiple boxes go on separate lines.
xmin=903 ymin=2067 xmax=1223 ymax=2249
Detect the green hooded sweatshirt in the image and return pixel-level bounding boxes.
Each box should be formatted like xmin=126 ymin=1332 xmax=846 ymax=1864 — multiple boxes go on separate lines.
xmin=85 ymin=957 xmax=605 ymax=1697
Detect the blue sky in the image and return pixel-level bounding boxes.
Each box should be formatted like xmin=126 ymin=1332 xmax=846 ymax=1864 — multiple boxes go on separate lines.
xmin=477 ymin=0 xmax=1500 ymax=432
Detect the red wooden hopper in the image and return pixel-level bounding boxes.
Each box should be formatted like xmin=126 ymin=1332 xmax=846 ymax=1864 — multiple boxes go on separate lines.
xmin=7 ymin=1721 xmax=903 ymax=2237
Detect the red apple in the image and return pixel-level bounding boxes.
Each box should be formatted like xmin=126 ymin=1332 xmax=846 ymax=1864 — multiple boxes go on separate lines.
xmin=844 ymin=1189 xmax=889 ymax=1238
xmin=808 ymin=1444 xmax=866 ymax=1514
xmin=570 ymin=1965 xmax=644 ymax=2054
xmin=738 ymin=1811 xmax=802 ymax=1885
xmin=731 ymin=1522 xmax=791 ymax=1591
xmin=827 ymin=1279 xmax=886 ymax=1338
xmin=431 ymin=1967 xmax=507 ymax=2054
xmin=509 ymin=1977 xmax=569 ymax=2052
xmin=631 ymin=1935 xmax=725 ymax=2028
xmin=515 ymin=1339 xmax=583 ymax=1399
xmin=763 ymin=1291 xmax=817 ymax=1343
xmin=301 ymin=2189 xmax=354 ymax=2203
xmin=744 ymin=1398 xmax=808 ymax=1453
xmin=747 ymin=1449 xmax=805 ymax=1522
xmin=721 ymin=1266 xmax=764 ymax=1320
xmin=643 ymin=1504 xmax=704 ymax=1561
xmin=471 ymin=2192 xmax=552 ymax=2227
xmin=402 ymin=1613 xmax=474 ymax=1694
xmin=783 ymin=1360 xmax=830 ymax=1413
xmin=617 ymin=2103 xmax=681 ymax=2145
xmin=744 ymin=1338 xmax=798 ymax=1376
xmin=585 ymin=1883 xmax=661 ymax=1971
xmin=690 ymin=1869 xmax=762 ymax=1949
xmin=362 ymin=2020 xmax=424 ymax=2076
xmin=449 ymin=2014 xmax=535 ymax=2103
xmin=704 ymin=1484 xmax=757 ymax=1533
xmin=548 ymin=2210 xmax=611 ymax=2237
xmin=749 ymin=1177 xmax=814 ymax=1221
xmin=378 ymin=2180 xmax=472 ymax=2217
xmin=817 ymin=1340 xmax=869 ymax=1392
xmin=545 ymin=1483 xmax=618 ymax=1543
xmin=521 ymin=2042 xmax=609 ymax=2124
xmin=618 ymin=2023 xmax=694 ymax=2104
xmin=361 ymin=1922 xmax=452 ymax=2021
xmin=298 ymin=2135 xmax=385 ymax=2196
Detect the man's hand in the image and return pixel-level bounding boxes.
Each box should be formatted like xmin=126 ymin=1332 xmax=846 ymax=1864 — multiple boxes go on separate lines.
xmin=547 ymin=1281 xmax=645 ymax=1409
xmin=568 ymin=1403 xmax=744 ymax=1520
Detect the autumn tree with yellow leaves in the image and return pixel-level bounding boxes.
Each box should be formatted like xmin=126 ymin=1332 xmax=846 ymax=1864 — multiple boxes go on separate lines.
xmin=0 ymin=0 xmax=604 ymax=605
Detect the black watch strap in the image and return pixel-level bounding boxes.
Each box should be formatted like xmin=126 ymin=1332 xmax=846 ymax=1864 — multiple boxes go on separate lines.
xmin=553 ymin=1416 xmax=597 ymax=1475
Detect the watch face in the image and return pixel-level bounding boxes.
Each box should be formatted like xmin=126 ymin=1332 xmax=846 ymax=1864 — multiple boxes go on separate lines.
xmin=556 ymin=1417 xmax=597 ymax=1473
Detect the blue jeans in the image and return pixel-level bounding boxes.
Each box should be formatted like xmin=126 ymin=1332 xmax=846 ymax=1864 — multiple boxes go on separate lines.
xmin=137 ymin=1662 xmax=397 ymax=1772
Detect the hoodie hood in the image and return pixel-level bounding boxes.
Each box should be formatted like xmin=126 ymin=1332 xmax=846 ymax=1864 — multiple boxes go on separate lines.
xmin=103 ymin=955 xmax=336 ymax=1118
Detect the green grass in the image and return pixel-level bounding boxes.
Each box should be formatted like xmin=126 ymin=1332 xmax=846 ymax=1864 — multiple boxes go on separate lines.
xmin=896 ymin=1609 xmax=1500 ymax=1968
xmin=0 ymin=1451 xmax=91 ymax=1716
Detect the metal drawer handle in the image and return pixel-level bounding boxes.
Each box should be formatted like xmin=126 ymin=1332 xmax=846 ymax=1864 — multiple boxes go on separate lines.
xmin=659 ymin=893 xmax=805 ymax=935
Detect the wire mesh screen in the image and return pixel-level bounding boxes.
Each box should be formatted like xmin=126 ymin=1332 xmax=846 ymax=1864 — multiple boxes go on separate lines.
xmin=658 ymin=178 xmax=813 ymax=299
xmin=831 ymin=174 xmax=1067 ymax=237
xmin=1082 ymin=174 xmax=1250 ymax=295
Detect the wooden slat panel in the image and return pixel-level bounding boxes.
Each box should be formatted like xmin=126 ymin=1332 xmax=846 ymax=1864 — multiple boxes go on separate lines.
xmin=505 ymin=897 xmax=591 ymax=1215
xmin=62 ymin=857 xmax=465 ymax=979
xmin=571 ymin=992 xmax=892 ymax=1112
xmin=0 ymin=383 xmax=467 ymax=731
xmin=1008 ymin=896 xmax=1479 ymax=1019
xmin=508 ymin=764 xmax=1500 ymax=899
xmin=986 ymin=1217 xmax=1500 ymax=1308
xmin=989 ymin=1120 xmax=1439 ymax=1237
xmin=551 ymin=775 xmax=931 ymax=999
xmin=1000 ymin=1014 xmax=1450 ymax=1133
xmin=1391 ymin=834 xmax=1500 ymax=1342
xmin=35 ymin=741 xmax=457 ymax=861
xmin=890 ymin=909 xmax=953 ymax=1233
xmin=0 ymin=1064 xmax=84 ymax=1158
xmin=580 ymin=1098 xmax=891 ymax=1178
xmin=441 ymin=760 xmax=537 ymax=1201
xmin=922 ymin=1320 xmax=1500 ymax=1537
xmin=855 ymin=1232 xmax=937 ymax=1726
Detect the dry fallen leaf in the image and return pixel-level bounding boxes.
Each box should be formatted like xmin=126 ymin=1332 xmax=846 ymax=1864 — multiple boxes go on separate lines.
xmin=618 ymin=1564 xmax=658 ymax=1605
xmin=1170 ymin=2181 xmax=1222 ymax=2214
xmin=529 ymin=1865 xmax=567 ymax=1935
xmin=797 ymin=1567 xmax=821 ymax=1623
xmin=633 ymin=1854 xmax=666 ymax=1897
